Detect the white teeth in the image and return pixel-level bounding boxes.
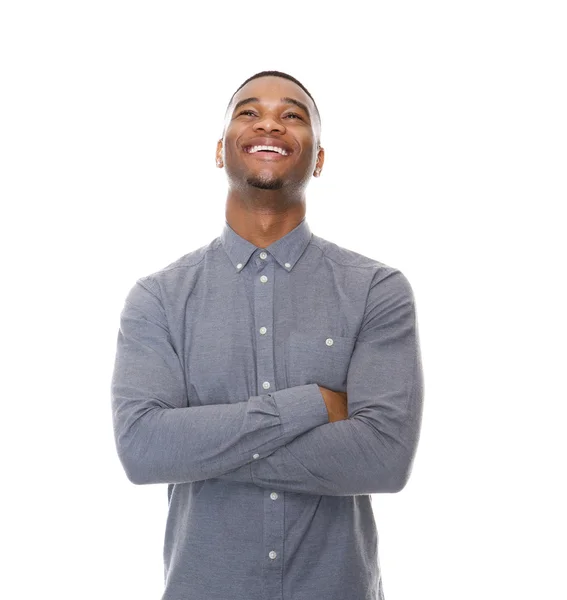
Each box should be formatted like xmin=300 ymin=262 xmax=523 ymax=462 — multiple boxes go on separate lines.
xmin=248 ymin=145 xmax=288 ymax=156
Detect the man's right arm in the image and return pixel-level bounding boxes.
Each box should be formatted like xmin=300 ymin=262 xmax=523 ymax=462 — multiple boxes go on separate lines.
xmin=110 ymin=279 xmax=329 ymax=485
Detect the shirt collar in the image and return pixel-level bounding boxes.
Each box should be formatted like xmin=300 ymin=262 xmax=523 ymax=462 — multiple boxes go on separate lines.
xmin=220 ymin=217 xmax=312 ymax=273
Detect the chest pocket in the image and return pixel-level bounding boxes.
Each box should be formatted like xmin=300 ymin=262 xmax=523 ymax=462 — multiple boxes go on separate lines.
xmin=284 ymin=330 xmax=357 ymax=393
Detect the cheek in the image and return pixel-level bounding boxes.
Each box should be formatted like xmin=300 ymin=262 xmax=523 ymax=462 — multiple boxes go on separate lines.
xmin=222 ymin=140 xmax=239 ymax=164
xmin=225 ymin=133 xmax=245 ymax=159
xmin=298 ymin=146 xmax=317 ymax=168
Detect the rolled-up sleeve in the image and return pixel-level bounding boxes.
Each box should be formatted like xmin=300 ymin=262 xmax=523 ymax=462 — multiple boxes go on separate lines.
xmin=216 ymin=269 xmax=424 ymax=495
xmin=111 ymin=278 xmax=329 ymax=485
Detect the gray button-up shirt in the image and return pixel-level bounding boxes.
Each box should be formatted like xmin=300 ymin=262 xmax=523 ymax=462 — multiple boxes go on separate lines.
xmin=111 ymin=217 xmax=424 ymax=600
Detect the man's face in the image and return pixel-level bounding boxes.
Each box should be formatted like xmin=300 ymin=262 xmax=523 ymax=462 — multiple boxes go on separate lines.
xmin=217 ymin=76 xmax=323 ymax=191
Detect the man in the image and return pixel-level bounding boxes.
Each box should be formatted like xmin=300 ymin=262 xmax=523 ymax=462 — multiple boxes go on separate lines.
xmin=111 ymin=70 xmax=424 ymax=600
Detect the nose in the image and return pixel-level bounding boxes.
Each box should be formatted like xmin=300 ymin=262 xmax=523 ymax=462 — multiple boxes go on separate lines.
xmin=253 ymin=115 xmax=285 ymax=134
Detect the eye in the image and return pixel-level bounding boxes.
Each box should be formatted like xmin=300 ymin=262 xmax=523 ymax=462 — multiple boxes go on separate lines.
xmin=237 ymin=110 xmax=303 ymax=120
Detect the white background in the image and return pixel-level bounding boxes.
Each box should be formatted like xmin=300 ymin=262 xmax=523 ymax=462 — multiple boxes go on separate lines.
xmin=1 ymin=1 xmax=565 ymax=599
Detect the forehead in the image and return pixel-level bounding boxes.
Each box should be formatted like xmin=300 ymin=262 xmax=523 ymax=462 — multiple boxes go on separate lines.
xmin=231 ymin=76 xmax=315 ymax=113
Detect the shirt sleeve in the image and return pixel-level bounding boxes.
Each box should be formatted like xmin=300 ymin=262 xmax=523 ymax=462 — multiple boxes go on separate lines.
xmin=110 ymin=278 xmax=329 ymax=485
xmin=215 ymin=269 xmax=424 ymax=495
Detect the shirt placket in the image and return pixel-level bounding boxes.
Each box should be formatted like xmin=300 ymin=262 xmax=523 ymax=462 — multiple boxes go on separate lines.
xmin=252 ymin=249 xmax=285 ymax=600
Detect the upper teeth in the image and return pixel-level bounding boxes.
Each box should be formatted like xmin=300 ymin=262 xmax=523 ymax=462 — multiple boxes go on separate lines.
xmin=247 ymin=145 xmax=288 ymax=155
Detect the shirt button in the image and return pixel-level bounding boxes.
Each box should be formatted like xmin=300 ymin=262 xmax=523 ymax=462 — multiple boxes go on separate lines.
xmin=253 ymin=453 xmax=260 ymax=459
xmin=259 ymin=327 xmax=267 ymax=335
xmin=326 ymin=338 xmax=334 ymax=346
xmin=270 ymin=492 xmax=278 ymax=500
xmin=262 ymin=381 xmax=270 ymax=390
xmin=269 ymin=551 xmax=277 ymax=560
xmin=260 ymin=275 xmax=268 ymax=283
xmin=285 ymin=262 xmax=291 ymax=268
xmin=236 ymin=263 xmax=243 ymax=270
xmin=259 ymin=251 xmax=267 ymax=259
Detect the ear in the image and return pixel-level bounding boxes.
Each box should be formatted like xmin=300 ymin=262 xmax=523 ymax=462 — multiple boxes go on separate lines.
xmin=313 ymin=146 xmax=325 ymax=177
xmin=215 ymin=139 xmax=223 ymax=168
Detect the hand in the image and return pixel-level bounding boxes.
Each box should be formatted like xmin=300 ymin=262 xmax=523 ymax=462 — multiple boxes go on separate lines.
xmin=318 ymin=386 xmax=348 ymax=423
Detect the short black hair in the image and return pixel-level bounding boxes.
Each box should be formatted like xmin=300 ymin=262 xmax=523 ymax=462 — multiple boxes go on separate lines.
xmin=224 ymin=70 xmax=321 ymax=136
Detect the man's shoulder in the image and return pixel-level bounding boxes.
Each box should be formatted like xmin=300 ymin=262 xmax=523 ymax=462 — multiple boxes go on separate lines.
xmin=136 ymin=238 xmax=218 ymax=290
xmin=310 ymin=233 xmax=397 ymax=274
xmin=310 ymin=234 xmax=416 ymax=310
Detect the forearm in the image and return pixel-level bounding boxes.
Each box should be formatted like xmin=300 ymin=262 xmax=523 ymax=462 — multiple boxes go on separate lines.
xmin=216 ymin=355 xmax=423 ymax=495
xmin=112 ymin=384 xmax=328 ymax=485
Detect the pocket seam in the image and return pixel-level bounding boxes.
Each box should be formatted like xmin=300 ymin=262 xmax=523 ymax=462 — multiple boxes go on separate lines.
xmin=288 ymin=331 xmax=357 ymax=354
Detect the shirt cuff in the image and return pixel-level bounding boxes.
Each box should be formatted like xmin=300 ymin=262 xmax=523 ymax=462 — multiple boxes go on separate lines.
xmin=272 ymin=383 xmax=329 ymax=437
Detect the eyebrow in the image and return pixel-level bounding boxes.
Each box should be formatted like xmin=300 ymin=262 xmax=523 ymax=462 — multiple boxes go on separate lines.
xmin=232 ymin=96 xmax=311 ymax=120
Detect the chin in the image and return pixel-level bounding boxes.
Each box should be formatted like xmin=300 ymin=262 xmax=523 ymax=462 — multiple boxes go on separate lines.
xmin=246 ymin=175 xmax=285 ymax=190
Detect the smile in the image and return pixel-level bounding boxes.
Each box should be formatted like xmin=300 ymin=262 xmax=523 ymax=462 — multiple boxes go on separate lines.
xmin=244 ymin=145 xmax=289 ymax=156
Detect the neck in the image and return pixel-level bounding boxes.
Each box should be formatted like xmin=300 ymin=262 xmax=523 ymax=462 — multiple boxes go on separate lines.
xmin=225 ymin=189 xmax=306 ymax=248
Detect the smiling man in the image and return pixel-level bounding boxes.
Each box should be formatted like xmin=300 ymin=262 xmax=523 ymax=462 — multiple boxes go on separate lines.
xmin=216 ymin=72 xmax=324 ymax=248
xmin=111 ymin=70 xmax=424 ymax=600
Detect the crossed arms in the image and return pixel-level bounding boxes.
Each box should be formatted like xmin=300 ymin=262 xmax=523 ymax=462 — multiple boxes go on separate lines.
xmin=111 ymin=269 xmax=423 ymax=496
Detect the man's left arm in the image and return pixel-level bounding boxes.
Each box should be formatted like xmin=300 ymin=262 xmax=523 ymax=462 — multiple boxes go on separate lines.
xmin=215 ymin=269 xmax=424 ymax=496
